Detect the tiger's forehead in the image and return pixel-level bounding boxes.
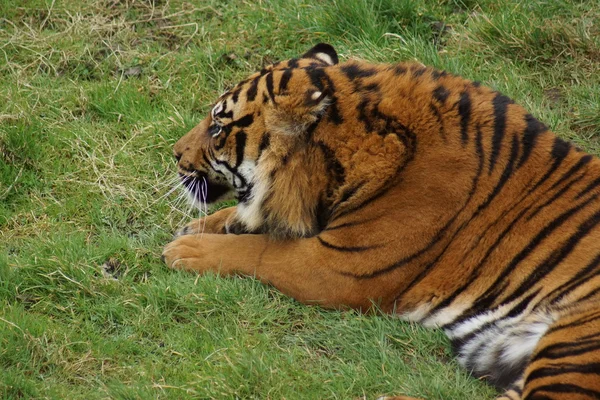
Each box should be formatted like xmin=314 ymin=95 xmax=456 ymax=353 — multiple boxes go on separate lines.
xmin=210 ymin=56 xmax=331 ymax=120
xmin=217 ymin=56 xmax=329 ymax=101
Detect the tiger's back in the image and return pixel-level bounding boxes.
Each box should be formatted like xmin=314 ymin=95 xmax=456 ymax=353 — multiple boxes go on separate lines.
xmin=165 ymin=44 xmax=600 ymax=399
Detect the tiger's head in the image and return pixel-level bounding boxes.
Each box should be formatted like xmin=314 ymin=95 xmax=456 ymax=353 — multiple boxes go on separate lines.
xmin=173 ymin=44 xmax=342 ymax=236
xmin=174 ymin=43 xmax=410 ymax=237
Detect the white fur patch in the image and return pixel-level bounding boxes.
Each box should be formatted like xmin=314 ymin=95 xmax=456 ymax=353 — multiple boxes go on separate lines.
xmin=236 ymin=161 xmax=270 ymax=231
xmin=446 ymin=303 xmax=514 ymax=340
xmin=422 ymin=302 xmax=470 ymax=328
xmin=211 ymin=102 xmax=223 ymax=119
xmin=315 ymin=53 xmax=334 ymax=66
xmin=457 ymin=314 xmax=553 ymax=374
xmin=399 ymin=303 xmax=433 ymax=323
xmin=500 ymin=320 xmax=550 ymax=367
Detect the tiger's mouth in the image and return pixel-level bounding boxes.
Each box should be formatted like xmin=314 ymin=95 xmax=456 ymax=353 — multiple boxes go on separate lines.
xmin=179 ymin=172 xmax=232 ymax=204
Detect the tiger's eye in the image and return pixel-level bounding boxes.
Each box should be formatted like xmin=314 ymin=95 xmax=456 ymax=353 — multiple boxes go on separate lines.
xmin=208 ymin=124 xmax=222 ymax=137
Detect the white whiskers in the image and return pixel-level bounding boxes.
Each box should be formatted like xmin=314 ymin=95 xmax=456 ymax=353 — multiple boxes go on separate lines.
xmin=150 ymin=171 xmax=213 ymax=237
xmin=199 ymin=176 xmax=208 ymax=237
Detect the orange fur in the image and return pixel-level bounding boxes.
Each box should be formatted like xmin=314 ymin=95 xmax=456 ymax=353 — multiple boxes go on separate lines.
xmin=165 ymin=44 xmax=600 ymax=399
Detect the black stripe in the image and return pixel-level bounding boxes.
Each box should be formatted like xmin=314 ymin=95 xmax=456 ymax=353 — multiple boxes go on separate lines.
xmin=231 ymin=86 xmax=242 ymax=103
xmin=317 ymin=236 xmax=380 ymax=252
xmin=326 ymin=97 xmax=343 ymax=125
xmin=527 ymin=363 xmax=600 ymax=382
xmin=357 ymin=97 xmax=374 ymax=132
xmin=428 ymin=126 xmax=492 ymax=315
xmin=317 ymin=141 xmax=345 ymax=186
xmin=352 ymin=126 xmax=484 ymax=283
xmin=429 ymin=103 xmax=446 ymax=141
xmin=231 ymin=113 xmax=254 ymax=128
xmin=246 ymin=77 xmax=260 ymax=102
xmin=307 ymin=67 xmax=326 ymax=91
xmin=443 ymin=194 xmax=593 ymax=329
xmin=517 ymin=114 xmax=546 ymax=169
xmin=258 ymin=132 xmax=271 ymax=158
xmin=433 ymin=85 xmax=450 ymax=105
xmin=527 ymin=383 xmax=600 ymax=399
xmin=548 ymin=155 xmax=592 ymax=192
xmin=340 ymin=64 xmax=377 ymax=80
xmin=576 ymin=175 xmax=600 ymax=200
xmin=364 ymin=82 xmax=380 ymax=92
xmin=216 ymin=109 xmax=233 ymax=119
xmin=489 ymin=94 xmax=513 ymax=174
xmin=305 ymin=114 xmax=324 ymax=142
xmin=339 ymin=185 xmax=361 ymax=204
xmin=475 ymin=134 xmax=520 ymax=216
xmin=234 ymin=131 xmax=246 ymax=168
xmin=525 ymin=136 xmax=572 ymax=196
xmin=547 ymin=310 xmax=600 ymax=335
xmin=551 ymin=137 xmax=572 ymax=163
xmin=527 ymin=173 xmax=587 ymax=221
xmin=279 ymin=69 xmax=292 ymax=92
xmin=237 ymin=181 xmax=253 ymax=203
xmin=265 ymin=72 xmax=275 ymax=103
xmin=393 ymin=65 xmax=407 ymax=75
xmin=458 ymin=91 xmax=471 ymax=145
xmin=334 ymin=184 xmax=391 ymax=221
xmin=579 ymin=331 xmax=600 ymax=341
xmin=449 ymin=286 xmax=512 ymax=341
xmin=452 ymin=288 xmax=538 ymax=357
xmin=460 ymin=194 xmax=599 ymax=320
xmin=202 ymin=153 xmax=214 ymax=169
xmin=306 ymin=68 xmax=343 ymax=125
xmin=411 ymin=66 xmax=426 ymax=77
xmin=431 ymin=70 xmax=447 ymax=80
xmin=577 ymin=286 xmax=600 ymax=303
xmin=506 ymin=290 xmax=540 ymax=319
xmin=435 ymin=210 xmax=530 ymax=322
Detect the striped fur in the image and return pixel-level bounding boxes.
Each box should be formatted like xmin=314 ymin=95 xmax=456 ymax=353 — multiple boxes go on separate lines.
xmin=164 ymin=44 xmax=600 ymax=399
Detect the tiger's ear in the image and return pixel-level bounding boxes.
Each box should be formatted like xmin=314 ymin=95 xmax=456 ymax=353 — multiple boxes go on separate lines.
xmin=302 ymin=43 xmax=338 ymax=66
xmin=268 ymin=87 xmax=331 ymax=136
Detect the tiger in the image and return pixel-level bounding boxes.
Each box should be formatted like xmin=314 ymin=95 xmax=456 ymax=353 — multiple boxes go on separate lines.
xmin=163 ymin=43 xmax=600 ymax=400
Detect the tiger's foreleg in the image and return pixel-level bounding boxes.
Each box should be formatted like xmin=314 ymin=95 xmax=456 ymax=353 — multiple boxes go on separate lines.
xmin=174 ymin=206 xmax=237 ymax=236
xmin=162 ymin=233 xmax=394 ymax=310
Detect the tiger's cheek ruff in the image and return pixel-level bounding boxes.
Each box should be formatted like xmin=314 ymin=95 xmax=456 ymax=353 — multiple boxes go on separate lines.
xmin=233 ymin=159 xmax=268 ymax=232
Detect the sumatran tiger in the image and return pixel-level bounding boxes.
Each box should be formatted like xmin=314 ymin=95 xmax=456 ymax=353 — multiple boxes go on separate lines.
xmin=162 ymin=43 xmax=600 ymax=399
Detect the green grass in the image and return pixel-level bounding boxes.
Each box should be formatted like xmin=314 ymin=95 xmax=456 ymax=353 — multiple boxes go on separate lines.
xmin=1 ymin=0 xmax=599 ymax=398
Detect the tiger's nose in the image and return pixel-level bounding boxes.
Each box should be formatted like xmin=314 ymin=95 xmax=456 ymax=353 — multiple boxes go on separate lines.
xmin=174 ymin=152 xmax=182 ymax=162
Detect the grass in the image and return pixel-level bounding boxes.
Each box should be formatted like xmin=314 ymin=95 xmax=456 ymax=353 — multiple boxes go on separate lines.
xmin=1 ymin=0 xmax=599 ymax=398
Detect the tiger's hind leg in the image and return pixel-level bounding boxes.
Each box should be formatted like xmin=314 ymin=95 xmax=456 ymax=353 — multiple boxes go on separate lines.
xmin=519 ymin=306 xmax=600 ymax=400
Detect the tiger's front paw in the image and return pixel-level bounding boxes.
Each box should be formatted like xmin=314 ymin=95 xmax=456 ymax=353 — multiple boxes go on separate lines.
xmin=162 ymin=235 xmax=233 ymax=275
xmin=163 ymin=235 xmax=210 ymax=272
